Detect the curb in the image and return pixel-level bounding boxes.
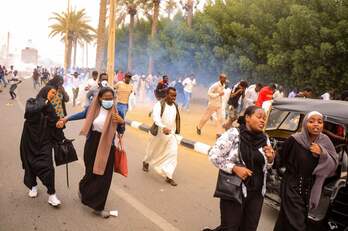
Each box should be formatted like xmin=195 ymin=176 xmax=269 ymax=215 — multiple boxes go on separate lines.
xmin=125 ymin=119 xmax=212 ymax=155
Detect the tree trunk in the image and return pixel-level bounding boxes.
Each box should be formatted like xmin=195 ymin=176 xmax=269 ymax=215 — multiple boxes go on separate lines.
xmin=66 ymin=38 xmax=73 ymax=71
xmin=81 ymin=42 xmax=85 ymax=67
xmin=96 ymin=0 xmax=107 ymax=72
xmin=86 ymin=42 xmax=89 ymax=67
xmin=127 ymin=12 xmax=136 ymax=72
xmin=187 ymin=0 xmax=193 ymax=28
xmin=73 ymin=38 xmax=78 ymax=69
xmin=147 ymin=0 xmax=160 ymax=75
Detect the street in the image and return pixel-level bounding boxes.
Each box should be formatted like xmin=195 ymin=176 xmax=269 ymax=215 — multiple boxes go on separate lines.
xmin=0 ymin=79 xmax=278 ymax=231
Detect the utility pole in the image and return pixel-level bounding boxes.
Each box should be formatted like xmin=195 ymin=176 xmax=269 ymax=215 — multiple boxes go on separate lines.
xmin=107 ymin=0 xmax=117 ymax=85
xmin=64 ymin=0 xmax=71 ymax=73
xmin=6 ymin=32 xmax=10 ymax=60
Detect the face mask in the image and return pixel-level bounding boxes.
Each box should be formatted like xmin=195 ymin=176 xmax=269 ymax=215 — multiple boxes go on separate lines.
xmin=101 ymin=80 xmax=108 ymax=87
xmin=101 ymin=100 xmax=113 ymax=110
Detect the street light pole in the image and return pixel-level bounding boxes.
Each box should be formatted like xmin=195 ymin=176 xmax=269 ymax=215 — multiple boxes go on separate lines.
xmin=64 ymin=0 xmax=71 ymax=73
xmin=107 ymin=0 xmax=117 ymax=86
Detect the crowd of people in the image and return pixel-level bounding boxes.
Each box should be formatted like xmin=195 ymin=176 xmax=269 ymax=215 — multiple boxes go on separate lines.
xmin=1 ymin=64 xmax=345 ymax=230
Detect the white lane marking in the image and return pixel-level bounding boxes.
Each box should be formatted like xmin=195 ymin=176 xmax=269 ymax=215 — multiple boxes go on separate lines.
xmin=16 ymin=98 xmax=181 ymax=231
xmin=194 ymin=142 xmax=211 ymax=155
xmin=111 ymin=187 xmax=181 ymax=231
xmin=130 ymin=121 xmax=142 ymax=129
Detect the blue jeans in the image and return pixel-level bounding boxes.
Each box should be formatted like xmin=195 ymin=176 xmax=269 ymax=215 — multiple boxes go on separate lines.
xmin=117 ymin=103 xmax=128 ymax=134
xmin=0 ymin=75 xmax=7 ymax=87
xmin=183 ymin=91 xmax=191 ymax=109
xmin=117 ymin=103 xmax=129 ymax=119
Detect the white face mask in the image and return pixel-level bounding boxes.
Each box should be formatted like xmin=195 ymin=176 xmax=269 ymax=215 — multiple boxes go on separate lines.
xmin=101 ymin=80 xmax=108 ymax=87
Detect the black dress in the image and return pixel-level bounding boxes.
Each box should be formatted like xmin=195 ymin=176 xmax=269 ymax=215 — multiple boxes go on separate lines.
xmin=79 ymin=131 xmax=115 ymax=211
xmin=20 ymin=98 xmax=61 ymax=194
xmin=274 ymin=136 xmax=319 ymax=231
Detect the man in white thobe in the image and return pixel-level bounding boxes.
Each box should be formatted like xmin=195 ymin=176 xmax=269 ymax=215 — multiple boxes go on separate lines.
xmin=196 ymin=73 xmax=227 ymax=138
xmin=143 ymin=87 xmax=180 ymax=186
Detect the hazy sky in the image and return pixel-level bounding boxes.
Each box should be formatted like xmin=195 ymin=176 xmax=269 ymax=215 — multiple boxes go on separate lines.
xmin=0 ymin=0 xmax=99 ymax=67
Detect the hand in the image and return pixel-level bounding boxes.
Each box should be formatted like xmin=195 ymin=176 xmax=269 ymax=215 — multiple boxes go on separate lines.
xmin=162 ymin=127 xmax=171 ymax=135
xmin=310 ymin=143 xmax=321 ymax=155
xmin=56 ymin=120 xmax=65 ymax=128
xmin=263 ymin=145 xmax=275 ymax=163
xmin=219 ymin=92 xmax=224 ymax=96
xmin=112 ymin=111 xmax=123 ymax=123
xmin=232 ymin=166 xmax=253 ymax=181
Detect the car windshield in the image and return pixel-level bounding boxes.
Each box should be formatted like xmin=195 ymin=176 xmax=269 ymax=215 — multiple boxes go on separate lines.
xmin=266 ymin=109 xmax=301 ymax=131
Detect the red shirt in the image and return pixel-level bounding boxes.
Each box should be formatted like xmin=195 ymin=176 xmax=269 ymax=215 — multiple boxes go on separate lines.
xmin=256 ymin=86 xmax=273 ymax=107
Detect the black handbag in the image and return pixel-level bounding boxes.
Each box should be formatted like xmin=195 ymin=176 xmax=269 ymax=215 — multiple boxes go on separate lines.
xmin=54 ymin=139 xmax=78 ymax=188
xmin=213 ymin=134 xmax=244 ymax=204
xmin=54 ymin=139 xmax=78 ymax=166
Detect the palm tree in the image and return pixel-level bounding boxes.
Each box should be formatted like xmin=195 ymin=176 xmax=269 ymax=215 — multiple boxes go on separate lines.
xmin=147 ymin=0 xmax=160 ymax=75
xmin=96 ymin=0 xmax=107 ymax=72
xmin=117 ymin=0 xmax=146 ymax=72
xmin=164 ymin=0 xmax=177 ymax=19
xmin=180 ymin=0 xmax=199 ymax=28
xmin=49 ymin=9 xmax=95 ymax=70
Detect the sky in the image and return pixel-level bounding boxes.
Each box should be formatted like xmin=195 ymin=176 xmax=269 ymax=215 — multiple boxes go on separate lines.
xmin=0 ymin=0 xmax=205 ymax=68
xmin=0 ymin=0 xmax=99 ymax=67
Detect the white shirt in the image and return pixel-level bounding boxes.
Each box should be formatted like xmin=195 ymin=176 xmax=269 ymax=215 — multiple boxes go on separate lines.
xmin=273 ymin=90 xmax=284 ymax=99
xmin=208 ymin=81 xmax=225 ymax=107
xmin=321 ymin=92 xmax=330 ymax=100
xmin=288 ymin=91 xmax=297 ymax=98
xmin=153 ymin=101 xmax=177 ymax=134
xmin=87 ymin=78 xmax=98 ymax=89
xmin=182 ymin=78 xmax=196 ymax=93
xmin=72 ymin=77 xmax=80 ymax=88
xmin=92 ymin=107 xmax=109 ymax=132
xmin=243 ymin=85 xmax=259 ymax=108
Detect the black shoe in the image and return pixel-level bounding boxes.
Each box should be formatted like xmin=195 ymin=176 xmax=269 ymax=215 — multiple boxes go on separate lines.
xmin=142 ymin=161 xmax=149 ymax=172
xmin=165 ymin=177 xmax=178 ymax=186
xmin=196 ymin=126 xmax=201 ymax=135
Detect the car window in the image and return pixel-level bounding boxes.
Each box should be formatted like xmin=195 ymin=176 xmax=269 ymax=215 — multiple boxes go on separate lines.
xmin=279 ymin=112 xmax=301 ymax=131
xmin=266 ymin=109 xmax=289 ymax=130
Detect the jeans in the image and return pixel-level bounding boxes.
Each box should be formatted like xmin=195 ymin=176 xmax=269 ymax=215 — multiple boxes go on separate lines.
xmin=0 ymin=75 xmax=7 ymax=87
xmin=117 ymin=103 xmax=128 ymax=134
xmin=183 ymin=91 xmax=191 ymax=109
xmin=117 ymin=103 xmax=129 ymax=119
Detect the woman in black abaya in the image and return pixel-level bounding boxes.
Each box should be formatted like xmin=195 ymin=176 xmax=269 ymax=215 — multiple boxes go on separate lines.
xmin=20 ymin=85 xmax=63 ymax=207
xmin=273 ymin=111 xmax=338 ymax=231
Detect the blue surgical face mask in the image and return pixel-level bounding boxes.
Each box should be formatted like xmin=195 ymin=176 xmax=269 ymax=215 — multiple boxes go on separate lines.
xmin=101 ymin=100 xmax=113 ymax=110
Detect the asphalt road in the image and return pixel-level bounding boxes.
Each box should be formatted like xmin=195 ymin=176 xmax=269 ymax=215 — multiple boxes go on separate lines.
xmin=0 ymin=79 xmax=278 ymax=231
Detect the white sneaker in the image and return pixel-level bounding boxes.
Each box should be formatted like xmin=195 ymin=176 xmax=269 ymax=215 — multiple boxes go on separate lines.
xmin=28 ymin=186 xmax=38 ymax=198
xmin=48 ymin=194 xmax=61 ymax=207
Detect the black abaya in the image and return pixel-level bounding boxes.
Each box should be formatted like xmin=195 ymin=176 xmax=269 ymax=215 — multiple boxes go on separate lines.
xmin=20 ymin=97 xmax=61 ymax=194
xmin=274 ymin=136 xmax=319 ymax=231
xmin=79 ymin=131 xmax=115 ymax=211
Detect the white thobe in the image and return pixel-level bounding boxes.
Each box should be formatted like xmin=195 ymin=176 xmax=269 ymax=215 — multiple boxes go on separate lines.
xmin=144 ymin=101 xmax=178 ymax=179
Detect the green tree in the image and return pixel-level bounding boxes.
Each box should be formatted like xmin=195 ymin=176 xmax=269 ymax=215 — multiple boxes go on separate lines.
xmin=49 ymin=9 xmax=96 ymax=69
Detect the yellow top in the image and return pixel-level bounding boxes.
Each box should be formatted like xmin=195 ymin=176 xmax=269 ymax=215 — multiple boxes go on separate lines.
xmin=114 ymin=81 xmax=133 ymax=104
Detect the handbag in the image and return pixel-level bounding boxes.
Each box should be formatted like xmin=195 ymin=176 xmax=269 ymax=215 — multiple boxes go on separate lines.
xmin=114 ymin=138 xmax=128 ymax=177
xmin=54 ymin=139 xmax=78 ymax=188
xmin=213 ymin=133 xmax=244 ymax=204
xmin=54 ymin=139 xmax=78 ymax=166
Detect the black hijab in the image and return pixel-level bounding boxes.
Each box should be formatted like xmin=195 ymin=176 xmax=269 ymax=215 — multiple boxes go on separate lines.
xmin=47 ymin=75 xmax=63 ymax=88
xmin=239 ymin=122 xmax=267 ymax=189
xmin=36 ymin=85 xmax=56 ymax=100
